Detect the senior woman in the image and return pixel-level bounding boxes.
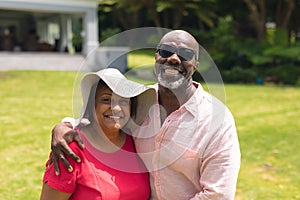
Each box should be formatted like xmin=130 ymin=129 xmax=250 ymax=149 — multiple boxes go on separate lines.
xmin=40 ymin=68 xmax=155 ymax=200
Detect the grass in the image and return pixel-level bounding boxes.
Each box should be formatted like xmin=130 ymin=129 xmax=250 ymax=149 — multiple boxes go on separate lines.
xmin=0 ymin=70 xmax=77 ymax=199
xmin=0 ymin=62 xmax=300 ymax=199
xmin=128 ymin=49 xmax=155 ymax=68
xmin=226 ymin=85 xmax=300 ymax=200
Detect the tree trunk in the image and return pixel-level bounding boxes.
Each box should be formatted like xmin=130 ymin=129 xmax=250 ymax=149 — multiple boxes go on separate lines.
xmin=243 ymin=0 xmax=266 ymax=43
xmin=275 ymin=0 xmax=295 ymax=45
xmin=144 ymin=1 xmax=162 ymax=28
xmin=275 ymin=0 xmax=295 ymax=28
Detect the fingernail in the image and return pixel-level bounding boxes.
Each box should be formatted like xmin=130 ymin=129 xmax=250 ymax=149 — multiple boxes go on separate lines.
xmin=68 ymin=166 xmax=73 ymax=172
xmin=55 ymin=171 xmax=59 ymax=176
xmin=77 ymin=158 xmax=81 ymax=163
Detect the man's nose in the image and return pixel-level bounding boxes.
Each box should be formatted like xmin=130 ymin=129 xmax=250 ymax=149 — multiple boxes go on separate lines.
xmin=167 ymin=53 xmax=181 ymax=64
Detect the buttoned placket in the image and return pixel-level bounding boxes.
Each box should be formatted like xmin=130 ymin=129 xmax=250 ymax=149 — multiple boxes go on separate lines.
xmin=152 ymin=109 xmax=181 ymax=199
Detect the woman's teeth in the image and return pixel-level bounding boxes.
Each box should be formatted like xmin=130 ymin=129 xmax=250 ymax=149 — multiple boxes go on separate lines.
xmin=106 ymin=115 xmax=121 ymax=119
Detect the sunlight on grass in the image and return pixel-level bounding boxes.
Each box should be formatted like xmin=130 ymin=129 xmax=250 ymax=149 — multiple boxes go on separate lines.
xmin=225 ymin=84 xmax=300 ymax=199
xmin=128 ymin=49 xmax=155 ymax=69
xmin=126 ymin=49 xmax=157 ymax=85
xmin=0 ymin=70 xmax=299 ymax=199
xmin=0 ymin=70 xmax=77 ymax=199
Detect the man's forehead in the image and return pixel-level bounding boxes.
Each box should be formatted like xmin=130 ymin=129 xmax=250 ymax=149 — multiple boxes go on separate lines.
xmin=160 ymin=32 xmax=198 ymax=51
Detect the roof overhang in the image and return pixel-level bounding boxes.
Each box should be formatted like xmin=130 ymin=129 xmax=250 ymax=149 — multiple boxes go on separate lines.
xmin=0 ymin=0 xmax=98 ymax=13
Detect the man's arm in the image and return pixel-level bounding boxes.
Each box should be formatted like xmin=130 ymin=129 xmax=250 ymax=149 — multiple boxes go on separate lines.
xmin=192 ymin=120 xmax=241 ymax=200
xmin=50 ymin=121 xmax=84 ymax=175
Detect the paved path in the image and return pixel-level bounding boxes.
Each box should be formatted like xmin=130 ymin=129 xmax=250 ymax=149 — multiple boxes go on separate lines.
xmin=0 ymin=52 xmax=85 ymax=71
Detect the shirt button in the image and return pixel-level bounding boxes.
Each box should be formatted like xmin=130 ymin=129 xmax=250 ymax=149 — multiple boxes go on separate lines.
xmin=156 ymin=136 xmax=162 ymax=142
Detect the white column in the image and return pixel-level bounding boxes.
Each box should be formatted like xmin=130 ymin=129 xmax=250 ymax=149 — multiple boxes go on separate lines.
xmin=60 ymin=15 xmax=74 ymax=53
xmin=83 ymin=7 xmax=99 ymax=56
xmin=66 ymin=17 xmax=74 ymax=54
xmin=60 ymin=16 xmax=67 ymax=52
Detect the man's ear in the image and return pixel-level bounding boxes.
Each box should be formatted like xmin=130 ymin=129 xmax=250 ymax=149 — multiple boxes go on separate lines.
xmin=193 ymin=60 xmax=199 ymax=71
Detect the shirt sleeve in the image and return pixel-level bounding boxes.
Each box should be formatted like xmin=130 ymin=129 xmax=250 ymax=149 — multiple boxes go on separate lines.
xmin=61 ymin=117 xmax=77 ymax=128
xmin=42 ymin=142 xmax=81 ymax=194
xmin=192 ymin=118 xmax=241 ymax=200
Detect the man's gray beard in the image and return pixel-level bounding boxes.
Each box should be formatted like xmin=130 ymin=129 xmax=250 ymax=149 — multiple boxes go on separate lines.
xmin=157 ymin=72 xmax=187 ymax=90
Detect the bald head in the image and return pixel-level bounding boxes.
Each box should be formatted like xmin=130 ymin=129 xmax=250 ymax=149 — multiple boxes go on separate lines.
xmin=159 ymin=30 xmax=199 ymax=56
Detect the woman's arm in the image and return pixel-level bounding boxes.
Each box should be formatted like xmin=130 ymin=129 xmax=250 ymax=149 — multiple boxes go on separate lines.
xmin=40 ymin=183 xmax=71 ymax=200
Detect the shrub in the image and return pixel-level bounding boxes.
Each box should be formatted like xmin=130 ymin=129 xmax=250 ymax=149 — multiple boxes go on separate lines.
xmin=263 ymin=65 xmax=300 ymax=85
xmin=221 ymin=66 xmax=258 ymax=83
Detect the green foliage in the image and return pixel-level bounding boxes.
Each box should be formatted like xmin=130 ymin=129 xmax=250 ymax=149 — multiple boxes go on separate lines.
xmin=221 ymin=67 xmax=258 ymax=83
xmin=274 ymin=28 xmax=289 ymax=46
xmin=95 ymin=0 xmax=300 ymax=86
xmin=72 ymin=18 xmax=84 ymax=52
xmin=72 ymin=34 xmax=83 ymax=52
xmin=263 ymin=46 xmax=300 ymax=61
xmin=200 ymin=16 xmax=300 ymax=85
xmin=243 ymin=45 xmax=300 ymax=85
xmin=263 ymin=65 xmax=300 ymax=85
xmin=296 ymin=77 xmax=300 ymax=87
xmin=100 ymin=27 xmax=121 ymax=43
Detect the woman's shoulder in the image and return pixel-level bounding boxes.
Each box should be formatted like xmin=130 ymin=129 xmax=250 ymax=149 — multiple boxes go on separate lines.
xmin=122 ymin=134 xmax=135 ymax=152
xmin=69 ymin=141 xmax=84 ymax=156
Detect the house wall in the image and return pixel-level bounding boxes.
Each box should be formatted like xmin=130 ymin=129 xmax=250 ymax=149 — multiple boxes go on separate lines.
xmin=0 ymin=0 xmax=99 ymax=55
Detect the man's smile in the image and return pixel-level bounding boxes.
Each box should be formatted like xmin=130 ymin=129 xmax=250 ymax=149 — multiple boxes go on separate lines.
xmin=161 ymin=64 xmax=185 ymax=76
xmin=104 ymin=114 xmax=123 ymax=120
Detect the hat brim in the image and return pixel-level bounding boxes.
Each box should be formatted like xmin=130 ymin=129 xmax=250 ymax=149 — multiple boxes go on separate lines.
xmin=80 ymin=68 xmax=156 ymax=126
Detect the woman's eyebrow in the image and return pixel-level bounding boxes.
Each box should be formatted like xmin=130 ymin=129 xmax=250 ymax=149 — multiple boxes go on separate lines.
xmin=99 ymin=93 xmax=112 ymax=96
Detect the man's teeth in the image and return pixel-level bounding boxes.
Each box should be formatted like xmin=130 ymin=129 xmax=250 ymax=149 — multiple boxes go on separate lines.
xmin=108 ymin=116 xmax=121 ymax=119
xmin=165 ymin=69 xmax=179 ymax=75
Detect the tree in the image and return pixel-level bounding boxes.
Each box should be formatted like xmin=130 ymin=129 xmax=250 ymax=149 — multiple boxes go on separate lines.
xmin=242 ymin=0 xmax=296 ymax=44
xmin=156 ymin=0 xmax=217 ymax=29
xmin=275 ymin=0 xmax=295 ymax=29
xmin=273 ymin=0 xmax=296 ymax=45
xmin=243 ymin=0 xmax=266 ymax=43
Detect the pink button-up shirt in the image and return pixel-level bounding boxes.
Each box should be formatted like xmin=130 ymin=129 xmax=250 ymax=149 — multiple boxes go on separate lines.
xmin=133 ymin=82 xmax=241 ymax=200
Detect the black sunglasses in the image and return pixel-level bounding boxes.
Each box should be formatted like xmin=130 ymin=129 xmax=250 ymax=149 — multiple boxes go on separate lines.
xmin=156 ymin=44 xmax=197 ymax=61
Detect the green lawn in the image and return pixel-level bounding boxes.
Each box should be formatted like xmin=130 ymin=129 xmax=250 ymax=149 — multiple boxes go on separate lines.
xmin=0 ymin=70 xmax=299 ymax=199
xmin=226 ymin=84 xmax=300 ymax=199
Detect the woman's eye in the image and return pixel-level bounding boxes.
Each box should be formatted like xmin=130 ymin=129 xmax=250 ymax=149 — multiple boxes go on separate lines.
xmin=119 ymin=99 xmax=130 ymax=106
xmin=100 ymin=98 xmax=111 ymax=104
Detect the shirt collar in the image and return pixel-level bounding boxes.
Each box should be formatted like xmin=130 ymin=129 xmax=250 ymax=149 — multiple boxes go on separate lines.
xmin=181 ymin=82 xmax=205 ymax=117
xmin=151 ymin=82 xmax=205 ymax=117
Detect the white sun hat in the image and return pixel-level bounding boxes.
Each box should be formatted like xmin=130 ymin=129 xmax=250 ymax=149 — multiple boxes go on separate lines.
xmin=79 ymin=67 xmax=156 ymax=127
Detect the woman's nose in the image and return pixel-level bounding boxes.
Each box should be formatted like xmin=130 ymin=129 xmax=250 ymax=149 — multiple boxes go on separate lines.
xmin=111 ymin=104 xmax=122 ymax=112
